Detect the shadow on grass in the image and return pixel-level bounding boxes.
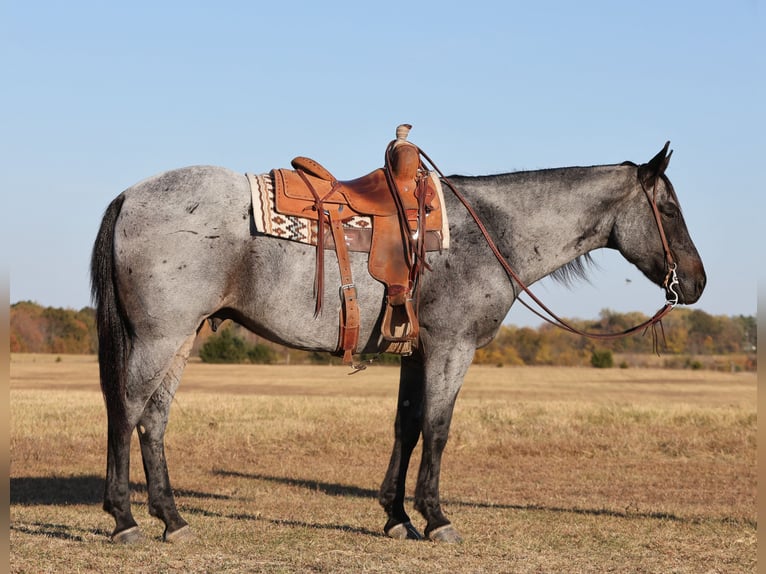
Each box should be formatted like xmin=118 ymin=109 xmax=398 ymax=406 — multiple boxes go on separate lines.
xmin=214 ymin=469 xmax=378 ymax=499
xmin=182 ymin=505 xmax=383 ymax=537
xmin=10 ymin=521 xmax=111 ymax=542
xmin=11 ymin=475 xmax=104 ymax=506
xmin=12 ymin=472 xmax=754 ymax=536
xmin=213 ymin=469 xmax=755 ymax=528
xmin=11 ymin=475 xmax=233 ymax=506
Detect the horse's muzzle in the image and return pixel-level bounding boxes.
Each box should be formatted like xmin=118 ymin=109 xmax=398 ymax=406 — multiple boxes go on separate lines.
xmin=676 ymin=261 xmax=706 ymax=304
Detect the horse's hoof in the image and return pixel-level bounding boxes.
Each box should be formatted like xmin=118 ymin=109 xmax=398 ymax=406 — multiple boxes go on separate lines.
xmin=385 ymin=521 xmax=423 ymax=540
xmin=427 ymin=524 xmax=463 ymax=543
xmin=111 ymin=526 xmax=144 ymax=544
xmin=164 ymin=524 xmax=195 ymax=543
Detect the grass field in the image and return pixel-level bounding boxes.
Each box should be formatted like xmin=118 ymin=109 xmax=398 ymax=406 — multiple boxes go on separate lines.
xmin=10 ymin=354 xmax=756 ymax=573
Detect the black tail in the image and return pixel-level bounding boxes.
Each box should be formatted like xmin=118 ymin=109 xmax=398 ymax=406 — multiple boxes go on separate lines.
xmin=90 ymin=194 xmax=131 ymax=433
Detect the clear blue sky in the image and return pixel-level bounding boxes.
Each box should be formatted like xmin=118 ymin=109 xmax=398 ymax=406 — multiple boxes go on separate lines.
xmin=3 ymin=1 xmax=762 ymax=326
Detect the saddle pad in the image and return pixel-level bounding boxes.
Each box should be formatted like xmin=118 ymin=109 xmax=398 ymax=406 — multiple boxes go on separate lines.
xmin=247 ymin=172 xmax=450 ymax=250
xmin=249 ymin=172 xmax=371 ymax=244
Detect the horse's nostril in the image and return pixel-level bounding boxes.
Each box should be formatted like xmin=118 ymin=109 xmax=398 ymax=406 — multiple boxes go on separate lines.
xmin=696 ymin=275 xmax=707 ymax=296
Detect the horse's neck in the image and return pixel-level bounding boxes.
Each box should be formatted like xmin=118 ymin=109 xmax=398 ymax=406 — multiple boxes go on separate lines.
xmin=454 ymin=165 xmax=634 ymax=285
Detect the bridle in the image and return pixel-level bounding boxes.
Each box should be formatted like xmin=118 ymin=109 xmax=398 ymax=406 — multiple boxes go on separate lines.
xmin=416 ymin=148 xmax=681 ymax=345
xmin=642 ymin=171 xmax=680 ymax=307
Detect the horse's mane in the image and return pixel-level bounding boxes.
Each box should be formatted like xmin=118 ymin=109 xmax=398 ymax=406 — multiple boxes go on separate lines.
xmin=549 ymin=253 xmax=595 ymax=287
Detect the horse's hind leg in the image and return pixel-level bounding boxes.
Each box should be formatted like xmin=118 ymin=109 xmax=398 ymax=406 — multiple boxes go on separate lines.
xmin=104 ymin=334 xmax=194 ymax=542
xmin=104 ymin=421 xmax=141 ymax=542
xmin=137 ymin=334 xmax=196 ymax=542
xmin=379 ymin=352 xmax=425 ymax=540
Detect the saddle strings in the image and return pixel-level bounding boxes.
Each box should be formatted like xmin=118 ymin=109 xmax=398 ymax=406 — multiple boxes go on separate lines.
xmin=295 ymin=169 xmax=340 ymax=317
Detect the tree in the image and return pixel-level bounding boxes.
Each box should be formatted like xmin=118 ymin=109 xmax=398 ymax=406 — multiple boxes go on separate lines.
xmin=199 ymin=328 xmax=249 ymax=363
xmin=736 ymin=315 xmax=757 ymax=353
xmin=247 ymin=343 xmax=276 ymax=364
xmin=199 ymin=326 xmax=279 ymax=364
xmin=685 ymin=309 xmax=719 ymax=354
xmin=10 ymin=301 xmax=96 ymax=353
xmin=590 ymin=349 xmax=614 ymax=368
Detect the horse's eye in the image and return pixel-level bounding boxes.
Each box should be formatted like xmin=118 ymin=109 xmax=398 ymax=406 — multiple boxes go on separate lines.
xmin=660 ymin=203 xmax=679 ymax=219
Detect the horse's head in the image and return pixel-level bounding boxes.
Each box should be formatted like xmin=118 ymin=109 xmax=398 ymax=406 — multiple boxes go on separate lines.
xmin=609 ymin=143 xmax=706 ymax=304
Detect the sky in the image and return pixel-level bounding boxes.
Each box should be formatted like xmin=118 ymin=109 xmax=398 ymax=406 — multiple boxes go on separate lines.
xmin=3 ymin=1 xmax=763 ymax=327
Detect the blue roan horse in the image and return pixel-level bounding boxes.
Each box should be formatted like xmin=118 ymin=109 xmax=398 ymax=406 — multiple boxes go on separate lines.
xmin=91 ymin=141 xmax=705 ymax=543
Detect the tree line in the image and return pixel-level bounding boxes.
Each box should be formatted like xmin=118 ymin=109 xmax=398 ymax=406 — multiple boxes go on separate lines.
xmin=474 ymin=308 xmax=756 ymax=370
xmin=10 ymin=301 xmax=756 ymax=370
xmin=10 ymin=301 xmax=98 ymax=354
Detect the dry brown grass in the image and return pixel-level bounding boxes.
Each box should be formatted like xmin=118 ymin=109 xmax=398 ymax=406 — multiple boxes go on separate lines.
xmin=10 ymin=354 xmax=756 ymax=573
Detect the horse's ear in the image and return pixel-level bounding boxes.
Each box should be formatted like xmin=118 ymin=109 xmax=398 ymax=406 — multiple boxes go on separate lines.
xmin=638 ymin=141 xmax=672 ymax=186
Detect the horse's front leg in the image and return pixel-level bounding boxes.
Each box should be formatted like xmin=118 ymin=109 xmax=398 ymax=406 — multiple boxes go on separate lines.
xmin=379 ymin=352 xmax=425 ymax=540
xmin=414 ymin=343 xmax=474 ymax=542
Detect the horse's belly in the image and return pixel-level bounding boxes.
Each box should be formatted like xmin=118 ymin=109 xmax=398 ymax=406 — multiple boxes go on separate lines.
xmin=239 ymin=238 xmax=387 ymax=351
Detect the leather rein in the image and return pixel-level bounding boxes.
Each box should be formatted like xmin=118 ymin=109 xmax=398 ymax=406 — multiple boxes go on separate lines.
xmin=416 ymin=148 xmax=681 ymax=344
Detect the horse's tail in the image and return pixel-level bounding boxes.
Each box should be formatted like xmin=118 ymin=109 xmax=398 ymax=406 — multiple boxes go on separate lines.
xmin=90 ymin=194 xmax=131 ymax=434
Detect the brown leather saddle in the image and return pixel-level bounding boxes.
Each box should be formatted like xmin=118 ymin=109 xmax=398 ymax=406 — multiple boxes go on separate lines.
xmin=271 ymin=125 xmax=446 ymax=364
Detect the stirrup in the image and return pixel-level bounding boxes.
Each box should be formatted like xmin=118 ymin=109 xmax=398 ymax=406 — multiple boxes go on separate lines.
xmin=381 ymin=339 xmax=414 ymax=356
xmin=381 ymin=298 xmax=419 ymax=344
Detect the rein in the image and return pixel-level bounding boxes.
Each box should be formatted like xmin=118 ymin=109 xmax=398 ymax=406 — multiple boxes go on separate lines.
xmin=416 ymin=148 xmax=680 ymax=345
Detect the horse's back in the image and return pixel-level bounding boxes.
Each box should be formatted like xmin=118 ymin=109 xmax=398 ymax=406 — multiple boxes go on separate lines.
xmin=121 ymin=165 xmax=251 ymax=222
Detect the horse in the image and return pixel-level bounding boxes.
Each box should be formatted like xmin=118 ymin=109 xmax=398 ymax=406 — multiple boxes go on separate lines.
xmin=91 ymin=141 xmax=706 ymax=543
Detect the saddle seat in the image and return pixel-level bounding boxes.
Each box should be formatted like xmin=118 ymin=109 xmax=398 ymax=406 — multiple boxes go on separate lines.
xmin=275 ymin=156 xmax=439 ymax=223
xmin=270 ymin=125 xmax=446 ymax=364
xmin=284 ymin=158 xmax=399 ymax=216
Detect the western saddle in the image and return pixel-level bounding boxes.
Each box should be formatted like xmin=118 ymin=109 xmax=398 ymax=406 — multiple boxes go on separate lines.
xmin=271 ymin=124 xmax=446 ymax=364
